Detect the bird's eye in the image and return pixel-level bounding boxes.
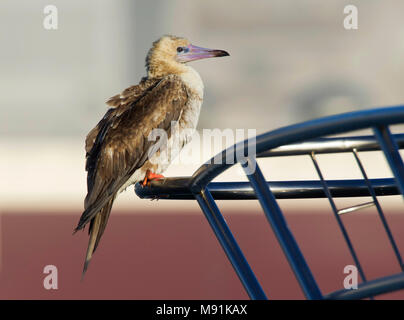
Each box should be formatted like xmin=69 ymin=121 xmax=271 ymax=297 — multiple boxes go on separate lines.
xmin=177 ymin=47 xmax=184 ymax=53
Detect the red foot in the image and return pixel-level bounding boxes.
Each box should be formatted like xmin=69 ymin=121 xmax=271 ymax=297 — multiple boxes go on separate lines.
xmin=142 ymin=170 xmax=165 ymax=187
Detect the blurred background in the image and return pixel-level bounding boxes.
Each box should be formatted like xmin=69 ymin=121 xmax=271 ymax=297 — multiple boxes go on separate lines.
xmin=2 ymin=0 xmax=404 ymax=299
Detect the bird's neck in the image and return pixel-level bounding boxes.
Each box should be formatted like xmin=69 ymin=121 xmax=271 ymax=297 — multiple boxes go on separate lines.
xmin=147 ymin=59 xmax=187 ymax=79
xmin=179 ymin=66 xmax=204 ymax=100
xmin=148 ymin=63 xmax=204 ymax=99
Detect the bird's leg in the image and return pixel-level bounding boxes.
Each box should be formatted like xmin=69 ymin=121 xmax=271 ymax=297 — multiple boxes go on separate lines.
xmin=142 ymin=170 xmax=165 ymax=187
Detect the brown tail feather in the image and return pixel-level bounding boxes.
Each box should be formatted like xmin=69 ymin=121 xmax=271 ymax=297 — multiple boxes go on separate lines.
xmin=81 ymin=197 xmax=114 ymax=279
xmin=93 ymin=198 xmax=114 ymax=252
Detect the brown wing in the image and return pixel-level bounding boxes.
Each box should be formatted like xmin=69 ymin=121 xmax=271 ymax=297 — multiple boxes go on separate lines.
xmin=105 ymin=77 xmax=162 ymax=109
xmin=76 ymin=74 xmax=189 ymax=232
xmin=85 ymin=77 xmax=161 ymax=154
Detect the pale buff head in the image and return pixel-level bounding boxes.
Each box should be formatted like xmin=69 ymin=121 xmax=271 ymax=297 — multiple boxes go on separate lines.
xmin=146 ymin=35 xmax=229 ymax=78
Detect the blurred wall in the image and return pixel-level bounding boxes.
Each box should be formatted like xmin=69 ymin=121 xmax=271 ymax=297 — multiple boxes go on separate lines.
xmin=2 ymin=0 xmax=404 ymax=210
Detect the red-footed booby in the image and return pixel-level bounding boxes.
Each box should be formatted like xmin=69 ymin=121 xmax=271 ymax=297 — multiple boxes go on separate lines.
xmin=74 ymin=35 xmax=229 ymax=276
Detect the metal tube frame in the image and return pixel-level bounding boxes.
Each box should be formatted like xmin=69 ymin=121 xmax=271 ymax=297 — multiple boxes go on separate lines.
xmin=135 ymin=105 xmax=404 ymax=299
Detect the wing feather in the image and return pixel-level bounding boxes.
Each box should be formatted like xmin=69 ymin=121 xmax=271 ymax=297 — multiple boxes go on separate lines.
xmin=75 ymin=75 xmax=189 ymax=232
xmin=85 ymin=77 xmax=161 ymax=154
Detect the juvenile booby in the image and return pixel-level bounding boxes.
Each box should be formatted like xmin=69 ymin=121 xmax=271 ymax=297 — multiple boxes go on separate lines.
xmin=74 ymin=35 xmax=229 ymax=276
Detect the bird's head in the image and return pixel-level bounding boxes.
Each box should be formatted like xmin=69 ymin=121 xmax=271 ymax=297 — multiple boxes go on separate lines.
xmin=146 ymin=35 xmax=229 ymax=78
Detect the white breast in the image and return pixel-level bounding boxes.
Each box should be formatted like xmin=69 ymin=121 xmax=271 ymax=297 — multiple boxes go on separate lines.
xmin=178 ymin=66 xmax=204 ymax=136
xmin=151 ymin=66 xmax=204 ymax=172
xmin=180 ymin=66 xmax=204 ymax=99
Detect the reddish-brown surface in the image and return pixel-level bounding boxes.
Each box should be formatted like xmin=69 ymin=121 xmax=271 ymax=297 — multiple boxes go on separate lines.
xmin=1 ymin=209 xmax=404 ymax=299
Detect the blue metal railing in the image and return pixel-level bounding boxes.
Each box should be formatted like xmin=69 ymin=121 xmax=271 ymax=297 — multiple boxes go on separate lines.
xmin=136 ymin=105 xmax=404 ymax=299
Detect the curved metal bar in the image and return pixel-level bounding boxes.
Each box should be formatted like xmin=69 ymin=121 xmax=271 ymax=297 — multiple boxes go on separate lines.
xmin=134 ymin=106 xmax=404 ymax=300
xmin=325 ymin=272 xmax=404 ymax=300
xmin=190 ymin=106 xmax=404 ymax=192
xmin=258 ymin=134 xmax=404 ymax=157
xmin=135 ymin=178 xmax=399 ymax=200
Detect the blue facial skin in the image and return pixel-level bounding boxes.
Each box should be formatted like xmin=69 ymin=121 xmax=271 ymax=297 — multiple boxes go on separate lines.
xmin=176 ymin=46 xmax=189 ymax=55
